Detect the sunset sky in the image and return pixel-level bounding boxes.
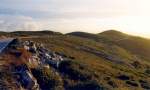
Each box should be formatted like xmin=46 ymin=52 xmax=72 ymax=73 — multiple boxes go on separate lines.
xmin=0 ymin=0 xmax=150 ymax=38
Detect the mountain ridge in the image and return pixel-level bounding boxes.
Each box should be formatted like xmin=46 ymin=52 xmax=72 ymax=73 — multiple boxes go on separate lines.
xmin=0 ymin=30 xmax=150 ymax=39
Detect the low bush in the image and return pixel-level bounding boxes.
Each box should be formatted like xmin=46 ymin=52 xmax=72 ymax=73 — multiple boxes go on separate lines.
xmin=31 ymin=67 xmax=63 ymax=90
xmin=58 ymin=60 xmax=92 ymax=81
xmin=69 ymin=81 xmax=105 ymax=90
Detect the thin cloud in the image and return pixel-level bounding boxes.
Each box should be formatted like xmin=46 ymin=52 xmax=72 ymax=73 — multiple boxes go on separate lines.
xmin=0 ymin=15 xmax=40 ymax=31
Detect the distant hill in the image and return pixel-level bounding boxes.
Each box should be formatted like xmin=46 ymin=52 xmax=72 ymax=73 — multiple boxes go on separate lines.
xmin=99 ymin=30 xmax=130 ymax=40
xmin=0 ymin=30 xmax=62 ymax=37
xmin=68 ymin=30 xmax=150 ymax=61
xmin=99 ymin=30 xmax=150 ymax=61
xmin=67 ymin=31 xmax=104 ymax=42
xmin=67 ymin=31 xmax=98 ymax=39
xmin=67 ymin=30 xmax=131 ymax=42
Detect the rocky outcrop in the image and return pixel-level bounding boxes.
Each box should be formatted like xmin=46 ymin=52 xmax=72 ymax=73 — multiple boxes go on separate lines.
xmin=0 ymin=39 xmax=69 ymax=90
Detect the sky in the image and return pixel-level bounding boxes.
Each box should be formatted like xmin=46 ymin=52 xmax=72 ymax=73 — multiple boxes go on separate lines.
xmin=0 ymin=0 xmax=150 ymax=38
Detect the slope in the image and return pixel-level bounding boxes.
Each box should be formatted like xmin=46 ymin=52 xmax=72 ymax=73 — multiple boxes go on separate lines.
xmin=23 ymin=33 xmax=150 ymax=90
xmin=1 ymin=30 xmax=150 ymax=90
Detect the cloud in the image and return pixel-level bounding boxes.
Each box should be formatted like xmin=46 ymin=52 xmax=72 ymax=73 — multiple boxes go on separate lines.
xmin=0 ymin=15 xmax=40 ymax=31
xmin=0 ymin=0 xmax=137 ymax=19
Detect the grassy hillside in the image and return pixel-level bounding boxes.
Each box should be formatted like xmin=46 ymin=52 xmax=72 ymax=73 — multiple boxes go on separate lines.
xmin=99 ymin=30 xmax=150 ymax=62
xmin=0 ymin=30 xmax=62 ymax=37
xmin=1 ymin=30 xmax=150 ymax=90
xmin=68 ymin=30 xmax=150 ymax=62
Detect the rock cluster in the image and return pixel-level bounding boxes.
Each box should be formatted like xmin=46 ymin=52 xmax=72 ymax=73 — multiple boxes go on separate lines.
xmin=1 ymin=39 xmax=68 ymax=90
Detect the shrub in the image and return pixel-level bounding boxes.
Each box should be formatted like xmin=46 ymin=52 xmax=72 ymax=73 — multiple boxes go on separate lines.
xmin=69 ymin=81 xmax=105 ymax=90
xmin=31 ymin=67 xmax=63 ymax=90
xmin=117 ymin=75 xmax=130 ymax=80
xmin=58 ymin=60 xmax=91 ymax=81
xmin=126 ymin=81 xmax=138 ymax=87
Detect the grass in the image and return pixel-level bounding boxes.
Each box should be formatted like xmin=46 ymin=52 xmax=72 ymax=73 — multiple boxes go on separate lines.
xmin=1 ymin=30 xmax=150 ymax=89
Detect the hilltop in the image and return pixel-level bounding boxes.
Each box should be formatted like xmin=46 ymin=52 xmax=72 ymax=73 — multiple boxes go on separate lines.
xmin=1 ymin=30 xmax=150 ymax=90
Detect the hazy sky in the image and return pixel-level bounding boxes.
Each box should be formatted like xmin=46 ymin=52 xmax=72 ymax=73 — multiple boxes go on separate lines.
xmin=0 ymin=0 xmax=150 ymax=38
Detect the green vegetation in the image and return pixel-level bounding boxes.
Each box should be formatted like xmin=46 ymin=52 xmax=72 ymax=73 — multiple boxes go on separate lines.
xmin=31 ymin=67 xmax=64 ymax=90
xmin=1 ymin=30 xmax=150 ymax=90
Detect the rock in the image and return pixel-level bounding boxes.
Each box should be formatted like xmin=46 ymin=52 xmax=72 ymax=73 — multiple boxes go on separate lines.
xmin=55 ymin=52 xmax=67 ymax=58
